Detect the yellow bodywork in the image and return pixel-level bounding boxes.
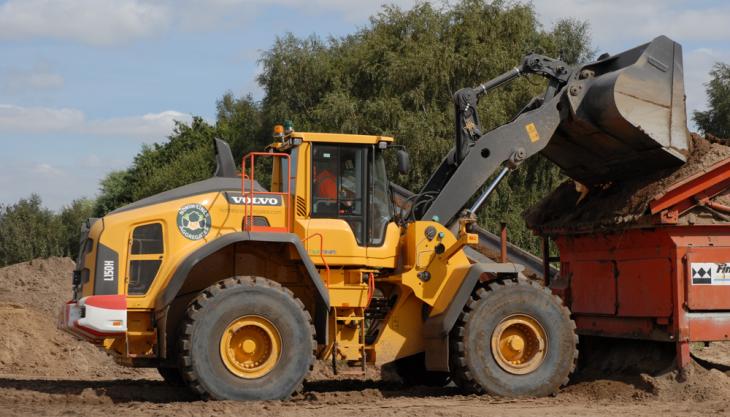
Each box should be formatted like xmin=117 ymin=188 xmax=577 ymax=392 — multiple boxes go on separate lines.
xmin=77 ymin=130 xmax=479 ymax=368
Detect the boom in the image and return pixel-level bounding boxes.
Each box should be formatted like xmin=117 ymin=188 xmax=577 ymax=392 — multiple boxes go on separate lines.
xmin=415 ymin=35 xmax=689 ymax=226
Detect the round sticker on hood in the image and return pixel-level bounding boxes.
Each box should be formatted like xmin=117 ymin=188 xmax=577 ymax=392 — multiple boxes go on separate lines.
xmin=177 ymin=203 xmax=211 ymax=240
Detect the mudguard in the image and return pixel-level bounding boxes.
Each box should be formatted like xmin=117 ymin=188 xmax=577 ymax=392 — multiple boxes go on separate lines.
xmin=155 ymin=232 xmax=330 ymax=351
xmin=422 ymin=262 xmax=523 ymax=372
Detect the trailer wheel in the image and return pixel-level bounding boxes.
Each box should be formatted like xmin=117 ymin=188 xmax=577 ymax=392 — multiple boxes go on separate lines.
xmin=178 ymin=276 xmax=315 ymax=400
xmin=449 ymin=278 xmax=577 ymax=397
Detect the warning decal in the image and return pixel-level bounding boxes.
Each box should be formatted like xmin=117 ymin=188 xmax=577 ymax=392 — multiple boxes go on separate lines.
xmin=691 ymin=262 xmax=730 ymax=285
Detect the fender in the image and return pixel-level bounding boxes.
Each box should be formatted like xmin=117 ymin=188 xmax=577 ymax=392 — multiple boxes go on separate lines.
xmin=422 ymin=262 xmax=524 ymax=372
xmin=155 ymin=232 xmax=330 ymax=350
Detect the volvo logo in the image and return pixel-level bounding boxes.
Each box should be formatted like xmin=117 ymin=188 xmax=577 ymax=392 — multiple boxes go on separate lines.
xmin=226 ymin=192 xmax=282 ymax=206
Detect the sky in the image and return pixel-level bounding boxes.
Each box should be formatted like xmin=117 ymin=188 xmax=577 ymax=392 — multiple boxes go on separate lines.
xmin=0 ymin=0 xmax=728 ymax=210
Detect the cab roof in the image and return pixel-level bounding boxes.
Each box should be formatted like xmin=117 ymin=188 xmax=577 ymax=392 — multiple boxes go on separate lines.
xmin=289 ymin=131 xmax=394 ymax=145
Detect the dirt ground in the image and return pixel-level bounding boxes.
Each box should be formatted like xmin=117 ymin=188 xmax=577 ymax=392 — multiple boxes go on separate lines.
xmin=2 ymin=258 xmax=730 ymax=417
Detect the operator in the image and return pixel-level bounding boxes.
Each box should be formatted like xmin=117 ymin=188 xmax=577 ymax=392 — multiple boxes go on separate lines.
xmin=314 ymin=161 xmax=337 ymax=201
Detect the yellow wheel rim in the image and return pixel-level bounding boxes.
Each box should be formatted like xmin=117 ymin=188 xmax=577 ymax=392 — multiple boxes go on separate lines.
xmin=490 ymin=314 xmax=547 ymax=375
xmin=219 ymin=315 xmax=281 ymax=379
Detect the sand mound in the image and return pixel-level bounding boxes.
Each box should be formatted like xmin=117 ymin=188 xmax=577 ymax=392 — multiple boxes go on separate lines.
xmin=0 ymin=257 xmax=74 ymax=318
xmin=0 ymin=303 xmax=144 ymax=378
xmin=525 ymin=134 xmax=730 ymax=233
xmin=0 ymin=257 xmax=153 ymax=379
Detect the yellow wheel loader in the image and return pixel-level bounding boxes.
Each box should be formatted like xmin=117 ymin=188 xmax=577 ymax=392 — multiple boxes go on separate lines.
xmin=60 ymin=35 xmax=689 ymax=400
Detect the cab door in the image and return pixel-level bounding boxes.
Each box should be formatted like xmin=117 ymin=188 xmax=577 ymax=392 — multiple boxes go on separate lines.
xmin=306 ymin=144 xmax=369 ymax=265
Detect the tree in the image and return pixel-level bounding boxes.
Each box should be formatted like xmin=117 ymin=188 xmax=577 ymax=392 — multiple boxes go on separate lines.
xmin=694 ymin=62 xmax=730 ymax=138
xmin=0 ymin=195 xmax=65 ymax=266
xmin=58 ymin=198 xmax=95 ymax=259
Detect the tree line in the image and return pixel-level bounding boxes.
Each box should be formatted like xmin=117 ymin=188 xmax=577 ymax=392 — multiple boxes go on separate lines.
xmin=2 ymin=0 xmax=729 ymax=267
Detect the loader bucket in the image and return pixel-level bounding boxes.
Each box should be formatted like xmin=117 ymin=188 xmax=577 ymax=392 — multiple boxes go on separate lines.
xmin=542 ymin=35 xmax=690 ymax=184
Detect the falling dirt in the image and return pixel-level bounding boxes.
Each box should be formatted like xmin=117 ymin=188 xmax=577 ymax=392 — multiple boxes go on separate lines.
xmin=1 ymin=257 xmax=730 ymax=416
xmin=525 ymin=133 xmax=730 ymax=233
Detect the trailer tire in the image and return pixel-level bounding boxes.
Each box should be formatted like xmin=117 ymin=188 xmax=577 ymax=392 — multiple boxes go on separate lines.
xmin=449 ymin=278 xmax=577 ymax=397
xmin=178 ymin=276 xmax=315 ymax=400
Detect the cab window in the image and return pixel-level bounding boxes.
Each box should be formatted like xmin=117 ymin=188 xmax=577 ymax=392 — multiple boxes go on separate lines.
xmin=312 ymin=144 xmax=366 ymax=244
xmin=128 ymin=223 xmax=163 ymax=295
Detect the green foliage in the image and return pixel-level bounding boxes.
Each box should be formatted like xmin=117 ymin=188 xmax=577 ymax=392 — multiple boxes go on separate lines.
xmin=0 ymin=195 xmax=63 ymax=266
xmin=216 ymin=92 xmax=267 ymax=158
xmin=58 ymin=198 xmax=95 ymax=260
xmin=694 ymin=62 xmax=730 ymax=138
xmin=0 ymin=195 xmax=96 ymax=266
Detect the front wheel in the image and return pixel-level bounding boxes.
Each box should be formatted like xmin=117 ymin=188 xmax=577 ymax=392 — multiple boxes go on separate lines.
xmin=178 ymin=276 xmax=316 ymax=400
xmin=449 ymin=278 xmax=578 ymax=397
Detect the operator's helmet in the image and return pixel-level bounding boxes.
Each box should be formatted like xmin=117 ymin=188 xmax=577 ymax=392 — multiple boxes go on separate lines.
xmin=182 ymin=211 xmax=206 ymax=231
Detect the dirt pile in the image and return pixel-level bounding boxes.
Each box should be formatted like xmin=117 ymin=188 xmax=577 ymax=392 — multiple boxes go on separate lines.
xmin=0 ymin=257 xmax=153 ymax=379
xmin=0 ymin=257 xmax=74 ymax=317
xmin=525 ymin=133 xmax=730 ymax=233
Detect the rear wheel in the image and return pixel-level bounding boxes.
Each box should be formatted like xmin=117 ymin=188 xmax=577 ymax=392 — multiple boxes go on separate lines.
xmin=449 ymin=278 xmax=578 ymax=397
xmin=178 ymin=276 xmax=315 ymax=400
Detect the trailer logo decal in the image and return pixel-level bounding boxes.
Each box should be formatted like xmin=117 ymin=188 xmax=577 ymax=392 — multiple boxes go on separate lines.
xmin=691 ymin=262 xmax=730 ymax=285
xmin=177 ymin=203 xmax=211 ymax=240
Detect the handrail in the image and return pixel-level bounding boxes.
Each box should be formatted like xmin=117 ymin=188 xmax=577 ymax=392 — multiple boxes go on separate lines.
xmin=302 ymin=233 xmax=330 ymax=287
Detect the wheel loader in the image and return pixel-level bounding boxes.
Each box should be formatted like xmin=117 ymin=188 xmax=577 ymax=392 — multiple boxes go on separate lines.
xmin=60 ymin=35 xmax=689 ymax=400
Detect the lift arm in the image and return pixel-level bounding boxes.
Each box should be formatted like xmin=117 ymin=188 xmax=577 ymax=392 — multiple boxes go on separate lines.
xmin=415 ymin=53 xmax=571 ymax=225
xmin=414 ymin=35 xmax=690 ymax=227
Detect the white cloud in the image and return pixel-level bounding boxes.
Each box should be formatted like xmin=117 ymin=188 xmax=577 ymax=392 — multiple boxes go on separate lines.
xmin=32 ymin=163 xmax=65 ymax=177
xmin=2 ymin=62 xmax=64 ymax=94
xmin=0 ymin=104 xmax=191 ymax=140
xmin=0 ymin=157 xmax=112 ymax=211
xmin=531 ymin=0 xmax=730 ymax=50
xmin=0 ymin=0 xmax=417 ymax=45
xmin=0 ymin=0 xmax=171 ymax=45
xmin=0 ymin=104 xmax=84 ymax=132
xmin=683 ymin=47 xmax=730 ymax=116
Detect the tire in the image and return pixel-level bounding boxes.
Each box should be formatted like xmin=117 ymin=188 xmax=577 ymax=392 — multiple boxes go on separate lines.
xmin=394 ymin=352 xmax=451 ymax=387
xmin=449 ymin=278 xmax=578 ymax=397
xmin=178 ymin=276 xmax=316 ymax=400
xmin=157 ymin=366 xmax=186 ymax=387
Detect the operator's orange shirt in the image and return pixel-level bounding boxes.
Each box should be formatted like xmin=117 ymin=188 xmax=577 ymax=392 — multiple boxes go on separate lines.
xmin=315 ymin=169 xmax=337 ymax=199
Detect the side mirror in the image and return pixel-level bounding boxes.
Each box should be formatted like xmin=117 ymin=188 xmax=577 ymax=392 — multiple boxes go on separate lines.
xmin=396 ymin=149 xmax=410 ymax=175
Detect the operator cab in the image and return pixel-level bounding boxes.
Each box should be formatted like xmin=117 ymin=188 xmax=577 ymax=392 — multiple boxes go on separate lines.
xmin=265 ymin=126 xmax=403 ymax=266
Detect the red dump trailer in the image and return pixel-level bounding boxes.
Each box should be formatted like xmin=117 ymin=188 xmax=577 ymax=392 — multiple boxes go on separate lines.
xmin=546 ymin=157 xmax=730 ymax=368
